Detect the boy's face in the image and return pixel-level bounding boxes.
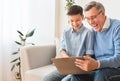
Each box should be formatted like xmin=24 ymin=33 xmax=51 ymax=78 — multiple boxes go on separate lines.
xmin=68 ymin=14 xmax=84 ymax=31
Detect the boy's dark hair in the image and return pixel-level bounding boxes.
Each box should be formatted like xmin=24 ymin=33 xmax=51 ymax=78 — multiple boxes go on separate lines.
xmin=67 ymin=5 xmax=83 ymax=16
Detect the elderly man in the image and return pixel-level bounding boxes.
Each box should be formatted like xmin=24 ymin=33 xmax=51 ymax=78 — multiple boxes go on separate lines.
xmin=71 ymin=1 xmax=120 ymax=81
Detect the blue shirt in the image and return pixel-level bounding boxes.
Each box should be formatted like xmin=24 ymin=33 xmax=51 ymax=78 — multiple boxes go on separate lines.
xmin=93 ymin=19 xmax=120 ymax=68
xmin=60 ymin=25 xmax=94 ymax=57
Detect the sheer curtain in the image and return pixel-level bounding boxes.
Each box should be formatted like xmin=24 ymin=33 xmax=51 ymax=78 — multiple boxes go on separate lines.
xmin=0 ymin=0 xmax=55 ymax=81
xmin=0 ymin=0 xmax=3 ymax=80
xmin=0 ymin=0 xmax=29 ymax=81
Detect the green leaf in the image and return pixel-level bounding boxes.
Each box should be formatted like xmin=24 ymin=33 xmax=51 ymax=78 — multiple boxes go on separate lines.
xmin=31 ymin=43 xmax=35 ymax=45
xmin=11 ymin=64 xmax=15 ymax=71
xmin=65 ymin=0 xmax=75 ymax=10
xmin=15 ymin=41 xmax=22 ymax=45
xmin=19 ymin=35 xmax=23 ymax=40
xmin=17 ymin=30 xmax=24 ymax=36
xmin=26 ymin=29 xmax=35 ymax=37
xmin=27 ymin=43 xmax=35 ymax=45
xmin=12 ymin=52 xmax=18 ymax=55
xmin=11 ymin=58 xmax=19 ymax=63
xmin=16 ymin=62 xmax=20 ymax=66
xmin=18 ymin=57 xmax=20 ymax=60
xmin=19 ymin=35 xmax=26 ymax=42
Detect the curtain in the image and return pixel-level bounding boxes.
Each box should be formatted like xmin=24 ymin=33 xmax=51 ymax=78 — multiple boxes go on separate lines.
xmin=0 ymin=0 xmax=55 ymax=81
xmin=0 ymin=0 xmax=26 ymax=81
xmin=0 ymin=0 xmax=3 ymax=80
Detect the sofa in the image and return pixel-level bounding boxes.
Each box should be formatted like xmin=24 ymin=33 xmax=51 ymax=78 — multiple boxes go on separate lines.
xmin=20 ymin=44 xmax=120 ymax=81
xmin=20 ymin=44 xmax=57 ymax=81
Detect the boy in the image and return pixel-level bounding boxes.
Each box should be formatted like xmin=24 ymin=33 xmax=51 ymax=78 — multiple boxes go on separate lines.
xmin=43 ymin=5 xmax=94 ymax=81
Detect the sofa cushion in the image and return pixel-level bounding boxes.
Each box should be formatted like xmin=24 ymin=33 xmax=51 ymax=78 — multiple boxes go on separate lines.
xmin=25 ymin=64 xmax=56 ymax=81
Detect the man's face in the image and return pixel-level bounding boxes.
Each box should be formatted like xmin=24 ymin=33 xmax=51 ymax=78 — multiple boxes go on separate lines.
xmin=84 ymin=7 xmax=106 ymax=32
xmin=68 ymin=14 xmax=83 ymax=31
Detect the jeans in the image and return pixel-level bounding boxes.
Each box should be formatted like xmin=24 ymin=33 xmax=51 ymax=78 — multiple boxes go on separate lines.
xmin=61 ymin=75 xmax=72 ymax=81
xmin=43 ymin=70 xmax=70 ymax=81
xmin=70 ymin=67 xmax=120 ymax=81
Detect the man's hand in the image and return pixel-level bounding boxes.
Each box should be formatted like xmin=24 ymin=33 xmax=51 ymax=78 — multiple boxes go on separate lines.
xmin=75 ymin=55 xmax=99 ymax=71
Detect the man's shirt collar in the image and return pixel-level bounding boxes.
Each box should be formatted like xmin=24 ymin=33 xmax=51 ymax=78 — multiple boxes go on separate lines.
xmin=101 ymin=17 xmax=110 ymax=32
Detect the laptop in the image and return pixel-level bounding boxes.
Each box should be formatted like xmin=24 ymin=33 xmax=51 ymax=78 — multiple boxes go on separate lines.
xmin=52 ymin=56 xmax=90 ymax=75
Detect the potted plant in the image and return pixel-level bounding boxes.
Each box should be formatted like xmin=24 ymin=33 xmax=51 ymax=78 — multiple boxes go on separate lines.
xmin=65 ymin=0 xmax=75 ymax=10
xmin=11 ymin=28 xmax=35 ymax=80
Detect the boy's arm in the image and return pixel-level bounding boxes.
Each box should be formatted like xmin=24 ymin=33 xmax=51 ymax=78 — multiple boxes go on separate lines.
xmin=60 ymin=50 xmax=69 ymax=58
xmin=60 ymin=29 xmax=69 ymax=58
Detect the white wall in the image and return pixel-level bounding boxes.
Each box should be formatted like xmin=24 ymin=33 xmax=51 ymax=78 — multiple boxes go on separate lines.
xmin=56 ymin=0 xmax=120 ymax=38
xmin=55 ymin=0 xmax=68 ymax=38
xmin=28 ymin=0 xmax=55 ymax=45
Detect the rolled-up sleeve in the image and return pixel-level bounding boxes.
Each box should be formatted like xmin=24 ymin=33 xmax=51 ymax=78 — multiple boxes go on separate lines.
xmin=59 ymin=30 xmax=67 ymax=52
xmin=85 ymin=30 xmax=94 ymax=55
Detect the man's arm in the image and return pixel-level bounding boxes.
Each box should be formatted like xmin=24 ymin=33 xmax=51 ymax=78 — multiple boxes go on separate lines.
xmin=99 ymin=25 xmax=120 ymax=68
xmin=85 ymin=30 xmax=94 ymax=55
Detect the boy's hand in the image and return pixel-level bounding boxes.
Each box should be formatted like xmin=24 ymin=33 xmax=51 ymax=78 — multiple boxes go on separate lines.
xmin=60 ymin=50 xmax=69 ymax=58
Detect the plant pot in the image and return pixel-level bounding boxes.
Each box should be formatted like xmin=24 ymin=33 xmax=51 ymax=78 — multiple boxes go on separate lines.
xmin=15 ymin=72 xmax=21 ymax=79
xmin=16 ymin=78 xmax=21 ymax=81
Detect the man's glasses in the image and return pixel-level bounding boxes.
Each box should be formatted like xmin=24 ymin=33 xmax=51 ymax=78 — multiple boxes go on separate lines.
xmin=85 ymin=11 xmax=102 ymax=21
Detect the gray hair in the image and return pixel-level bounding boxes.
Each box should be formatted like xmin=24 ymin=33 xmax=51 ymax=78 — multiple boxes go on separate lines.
xmin=84 ymin=1 xmax=105 ymax=13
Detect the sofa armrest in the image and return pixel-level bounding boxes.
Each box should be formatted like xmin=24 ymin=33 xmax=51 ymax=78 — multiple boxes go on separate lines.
xmin=20 ymin=44 xmax=56 ymax=81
